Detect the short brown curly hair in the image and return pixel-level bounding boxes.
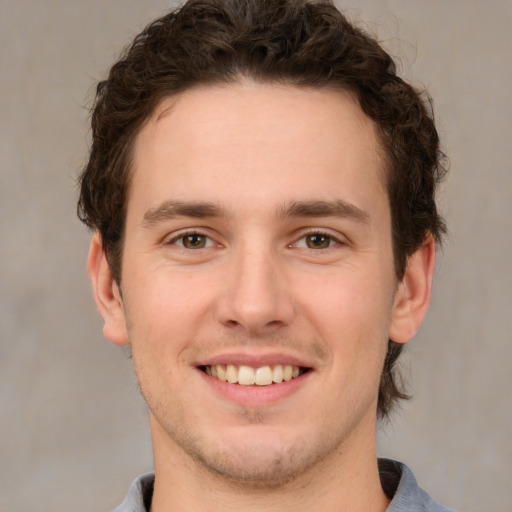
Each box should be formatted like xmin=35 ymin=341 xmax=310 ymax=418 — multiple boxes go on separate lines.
xmin=78 ymin=0 xmax=447 ymax=418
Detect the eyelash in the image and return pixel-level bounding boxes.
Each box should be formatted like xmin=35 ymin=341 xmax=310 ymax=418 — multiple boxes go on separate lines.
xmin=293 ymin=229 xmax=343 ymax=250
xmin=166 ymin=230 xmax=216 ymax=249
xmin=164 ymin=229 xmax=344 ymax=251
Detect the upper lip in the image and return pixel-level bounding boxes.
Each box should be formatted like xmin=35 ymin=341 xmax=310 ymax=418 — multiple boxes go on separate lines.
xmin=196 ymin=352 xmax=314 ymax=369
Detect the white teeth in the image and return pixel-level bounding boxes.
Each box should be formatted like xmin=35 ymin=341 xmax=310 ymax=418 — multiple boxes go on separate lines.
xmin=205 ymin=364 xmax=304 ymax=386
xmin=238 ymin=365 xmax=255 ymax=386
xmin=255 ymin=366 xmax=273 ymax=386
xmin=216 ymin=365 xmax=227 ymax=382
xmin=272 ymin=365 xmax=283 ymax=383
xmin=226 ymin=364 xmax=237 ymax=383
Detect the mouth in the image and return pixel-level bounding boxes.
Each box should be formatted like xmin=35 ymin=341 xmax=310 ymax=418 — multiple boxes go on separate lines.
xmin=199 ymin=364 xmax=311 ymax=386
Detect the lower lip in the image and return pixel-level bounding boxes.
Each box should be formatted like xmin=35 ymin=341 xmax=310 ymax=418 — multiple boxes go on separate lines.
xmin=198 ymin=369 xmax=312 ymax=407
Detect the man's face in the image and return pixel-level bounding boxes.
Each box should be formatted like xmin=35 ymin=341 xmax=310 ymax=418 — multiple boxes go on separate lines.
xmin=103 ymin=83 xmax=411 ymax=484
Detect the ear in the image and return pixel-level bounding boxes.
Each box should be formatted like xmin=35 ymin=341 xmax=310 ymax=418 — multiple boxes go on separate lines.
xmin=389 ymin=235 xmax=436 ymax=344
xmin=87 ymin=233 xmax=129 ymax=346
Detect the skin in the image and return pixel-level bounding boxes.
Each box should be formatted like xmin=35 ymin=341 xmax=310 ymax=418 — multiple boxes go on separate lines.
xmin=88 ymin=82 xmax=435 ymax=512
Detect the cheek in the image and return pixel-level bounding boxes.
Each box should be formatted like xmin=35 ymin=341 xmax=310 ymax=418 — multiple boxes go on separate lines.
xmin=298 ymin=268 xmax=393 ymax=361
xmin=126 ymin=264 xmax=216 ymax=325
xmin=122 ymin=265 xmax=223 ymax=377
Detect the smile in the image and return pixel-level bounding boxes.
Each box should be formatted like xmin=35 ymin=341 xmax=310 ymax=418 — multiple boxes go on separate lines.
xmin=201 ymin=364 xmax=309 ymax=386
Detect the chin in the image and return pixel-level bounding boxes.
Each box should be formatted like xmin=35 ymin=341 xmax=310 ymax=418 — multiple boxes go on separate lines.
xmin=171 ymin=424 xmax=340 ymax=488
xmin=192 ymin=444 xmax=315 ymax=487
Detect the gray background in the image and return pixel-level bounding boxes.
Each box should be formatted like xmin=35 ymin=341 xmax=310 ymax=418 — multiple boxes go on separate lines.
xmin=1 ymin=1 xmax=511 ymax=511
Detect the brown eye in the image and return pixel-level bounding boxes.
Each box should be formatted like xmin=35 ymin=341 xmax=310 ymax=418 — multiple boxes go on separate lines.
xmin=305 ymin=233 xmax=332 ymax=249
xmin=182 ymin=234 xmax=207 ymax=249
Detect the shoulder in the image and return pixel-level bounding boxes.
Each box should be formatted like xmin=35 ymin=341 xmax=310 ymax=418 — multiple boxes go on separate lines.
xmin=379 ymin=459 xmax=455 ymax=512
xmin=111 ymin=472 xmax=155 ymax=512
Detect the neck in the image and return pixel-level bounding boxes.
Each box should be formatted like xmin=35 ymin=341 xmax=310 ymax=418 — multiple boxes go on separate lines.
xmin=149 ymin=415 xmax=390 ymax=512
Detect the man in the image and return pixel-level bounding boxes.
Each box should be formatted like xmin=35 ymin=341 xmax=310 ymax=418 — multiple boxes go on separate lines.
xmin=78 ymin=1 xmax=452 ymax=510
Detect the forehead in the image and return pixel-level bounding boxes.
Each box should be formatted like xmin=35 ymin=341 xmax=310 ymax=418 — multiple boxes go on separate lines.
xmin=129 ymin=82 xmax=387 ymax=218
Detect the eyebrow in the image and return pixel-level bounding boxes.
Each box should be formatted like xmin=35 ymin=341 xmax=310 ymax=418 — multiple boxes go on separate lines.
xmin=141 ymin=201 xmax=225 ymax=227
xmin=279 ymin=200 xmax=369 ymax=223
xmin=141 ymin=198 xmax=369 ymax=228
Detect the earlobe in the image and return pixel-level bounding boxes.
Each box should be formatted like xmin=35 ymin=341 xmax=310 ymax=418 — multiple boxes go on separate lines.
xmin=87 ymin=233 xmax=130 ymax=346
xmin=389 ymin=235 xmax=436 ymax=344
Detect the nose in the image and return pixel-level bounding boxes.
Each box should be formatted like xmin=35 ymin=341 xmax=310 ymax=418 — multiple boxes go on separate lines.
xmin=215 ymin=243 xmax=295 ymax=335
